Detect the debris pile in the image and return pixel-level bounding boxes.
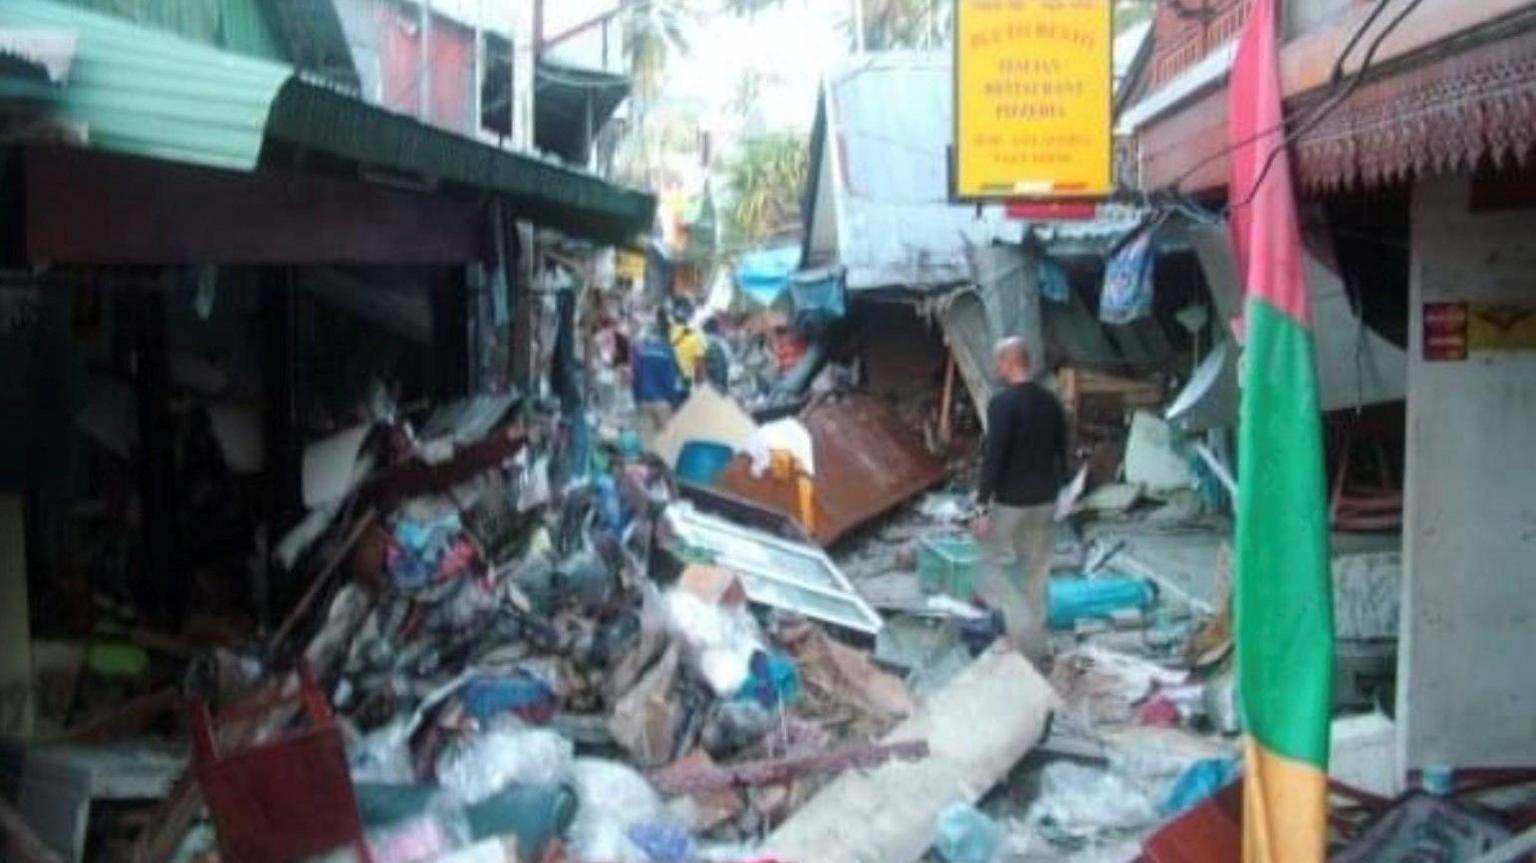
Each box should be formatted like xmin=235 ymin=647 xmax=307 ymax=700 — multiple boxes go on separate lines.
xmin=68 ymin=382 xmax=1004 ymax=863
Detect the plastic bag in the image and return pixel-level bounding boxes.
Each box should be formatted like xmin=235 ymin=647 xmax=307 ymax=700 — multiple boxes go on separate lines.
xmin=1099 ymin=229 xmax=1155 ymax=324
xmin=1028 ymin=762 xmax=1160 ymax=841
xmin=700 ymin=699 xmax=775 ymax=757
xmin=934 ymin=803 xmax=1002 ymax=863
xmin=627 ymin=821 xmax=696 ymax=862
xmin=664 ymin=589 xmax=763 ymax=696
xmin=436 ymin=728 xmax=575 ymax=806
xmin=347 ymin=717 xmax=417 ymax=786
xmin=567 ymin=759 xmax=665 ymax=863
xmin=367 ymin=813 xmax=468 ymax=863
xmin=1160 ymin=758 xmax=1239 ymax=816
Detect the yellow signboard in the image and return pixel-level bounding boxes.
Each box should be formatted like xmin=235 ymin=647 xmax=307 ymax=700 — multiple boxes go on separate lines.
xmin=953 ymin=0 xmax=1113 ymax=200
xmin=616 ymin=250 xmax=647 ymax=285
xmin=1467 ymin=303 xmax=1536 ymax=351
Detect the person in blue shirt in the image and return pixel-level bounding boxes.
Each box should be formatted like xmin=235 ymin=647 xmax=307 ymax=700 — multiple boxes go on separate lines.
xmin=631 ymin=310 xmax=684 ymax=447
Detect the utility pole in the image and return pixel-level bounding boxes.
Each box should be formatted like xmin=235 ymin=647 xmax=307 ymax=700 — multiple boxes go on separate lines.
xmin=852 ymin=0 xmax=865 ymax=53
xmin=418 ymin=0 xmax=432 ymax=121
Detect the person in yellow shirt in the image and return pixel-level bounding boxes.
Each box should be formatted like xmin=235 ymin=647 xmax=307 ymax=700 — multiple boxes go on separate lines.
xmin=669 ymin=314 xmax=707 ymax=386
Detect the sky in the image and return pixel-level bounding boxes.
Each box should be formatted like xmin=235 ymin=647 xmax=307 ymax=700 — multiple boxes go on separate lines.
xmin=660 ymin=0 xmax=849 ymax=133
xmin=428 ymin=0 xmax=849 ymax=135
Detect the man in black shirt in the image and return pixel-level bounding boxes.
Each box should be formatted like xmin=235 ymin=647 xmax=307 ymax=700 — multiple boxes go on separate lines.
xmin=972 ymin=337 xmax=1067 ymax=663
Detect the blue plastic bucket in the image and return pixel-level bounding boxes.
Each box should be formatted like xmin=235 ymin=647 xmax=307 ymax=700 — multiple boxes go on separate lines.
xmin=676 ymin=441 xmax=735 ymax=486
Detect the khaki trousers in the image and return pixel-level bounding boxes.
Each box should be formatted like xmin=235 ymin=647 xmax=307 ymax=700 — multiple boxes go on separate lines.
xmin=979 ymin=502 xmax=1055 ymax=661
xmin=635 ymin=401 xmax=674 ymax=449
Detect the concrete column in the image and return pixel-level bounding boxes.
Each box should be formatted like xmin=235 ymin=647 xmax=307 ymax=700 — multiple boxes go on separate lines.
xmin=1397 ymin=175 xmax=1536 ymax=772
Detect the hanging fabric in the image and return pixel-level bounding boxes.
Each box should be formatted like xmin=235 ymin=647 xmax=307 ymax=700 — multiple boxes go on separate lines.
xmin=1037 ymin=255 xmax=1071 ymax=304
xmin=1099 ymin=228 xmax=1156 ymax=324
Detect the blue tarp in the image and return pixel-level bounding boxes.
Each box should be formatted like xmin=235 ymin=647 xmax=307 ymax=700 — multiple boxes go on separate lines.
xmin=734 ymin=246 xmax=801 ymax=306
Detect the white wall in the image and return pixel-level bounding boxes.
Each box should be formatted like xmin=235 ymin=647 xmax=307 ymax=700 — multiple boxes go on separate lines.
xmin=1398 ymin=176 xmax=1536 ymax=769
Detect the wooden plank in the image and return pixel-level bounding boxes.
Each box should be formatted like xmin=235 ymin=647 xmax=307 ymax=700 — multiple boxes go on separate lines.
xmin=763 ymin=649 xmax=1058 ymax=863
xmin=22 ymin=146 xmax=486 ymax=265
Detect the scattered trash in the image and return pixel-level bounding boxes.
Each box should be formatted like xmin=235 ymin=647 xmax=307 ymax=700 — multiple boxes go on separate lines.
xmin=568 ymin=759 xmax=667 ymax=863
xmin=933 ymin=803 xmax=1002 ymax=863
xmin=919 ymin=493 xmax=972 ymax=524
xmin=1048 ymin=577 xmax=1157 ymax=630
xmin=765 ymin=650 xmax=1056 ymax=863
xmin=1334 ymin=793 xmax=1512 ymax=863
xmin=627 ymin=820 xmax=697 ymax=862
xmin=1029 ymin=762 xmax=1161 ymax=844
xmin=435 ymin=728 xmax=574 ymax=806
xmin=1160 ymin=758 xmax=1239 ymax=816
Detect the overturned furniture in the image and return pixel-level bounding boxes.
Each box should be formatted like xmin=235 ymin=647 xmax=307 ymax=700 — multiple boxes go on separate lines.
xmin=713 ymin=395 xmax=947 ymax=546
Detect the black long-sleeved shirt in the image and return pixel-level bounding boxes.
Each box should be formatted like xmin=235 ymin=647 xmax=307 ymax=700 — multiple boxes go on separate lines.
xmin=977 ymin=381 xmax=1068 ymax=507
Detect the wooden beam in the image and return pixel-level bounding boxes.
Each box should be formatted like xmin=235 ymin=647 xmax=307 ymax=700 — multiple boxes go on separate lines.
xmin=22 ymin=146 xmax=486 ymax=265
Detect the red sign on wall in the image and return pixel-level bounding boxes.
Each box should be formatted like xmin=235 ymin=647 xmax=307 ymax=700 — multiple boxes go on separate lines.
xmin=1423 ymin=302 xmax=1468 ymax=361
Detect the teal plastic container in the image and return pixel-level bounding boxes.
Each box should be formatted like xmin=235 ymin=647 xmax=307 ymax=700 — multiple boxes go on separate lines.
xmin=1047 ymin=577 xmax=1155 ymax=629
xmin=917 ymin=536 xmax=983 ymax=598
xmin=676 ymin=441 xmax=735 ymax=486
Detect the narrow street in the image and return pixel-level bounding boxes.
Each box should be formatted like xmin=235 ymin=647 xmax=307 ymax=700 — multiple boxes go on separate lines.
xmin=1 ymin=0 xmax=1535 ymax=862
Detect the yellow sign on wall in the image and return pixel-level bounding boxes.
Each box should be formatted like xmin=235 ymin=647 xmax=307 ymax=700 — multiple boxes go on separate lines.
xmin=953 ymin=0 xmax=1113 ymax=200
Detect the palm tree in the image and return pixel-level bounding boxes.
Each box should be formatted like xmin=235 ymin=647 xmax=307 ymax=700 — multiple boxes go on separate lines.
xmin=841 ymin=0 xmax=950 ymax=51
xmin=622 ymin=0 xmax=698 ymax=103
xmin=721 ymin=132 xmax=809 ymax=246
xmin=719 ymin=0 xmax=786 ymax=13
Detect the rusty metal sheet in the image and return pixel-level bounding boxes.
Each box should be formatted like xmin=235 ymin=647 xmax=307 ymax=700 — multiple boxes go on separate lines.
xmin=715 ymin=395 xmax=947 ymax=546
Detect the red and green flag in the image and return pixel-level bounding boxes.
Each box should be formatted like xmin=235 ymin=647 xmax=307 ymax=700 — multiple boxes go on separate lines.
xmin=1228 ymin=0 xmax=1334 ymax=858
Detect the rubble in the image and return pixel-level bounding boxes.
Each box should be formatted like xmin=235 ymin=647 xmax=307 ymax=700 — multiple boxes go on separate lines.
xmin=763 ymin=649 xmax=1056 ymax=863
xmin=0 ymin=260 xmax=1432 ymax=863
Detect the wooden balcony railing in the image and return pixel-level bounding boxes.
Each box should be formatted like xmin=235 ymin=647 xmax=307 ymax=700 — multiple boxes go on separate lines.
xmin=1148 ymin=0 xmax=1254 ymax=88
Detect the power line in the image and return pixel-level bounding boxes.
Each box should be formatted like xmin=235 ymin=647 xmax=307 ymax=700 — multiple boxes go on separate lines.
xmin=1145 ymin=0 xmax=1423 ymax=224
xmin=1222 ymin=0 xmax=1425 ymax=214
xmin=1158 ymin=0 xmax=1394 ymax=193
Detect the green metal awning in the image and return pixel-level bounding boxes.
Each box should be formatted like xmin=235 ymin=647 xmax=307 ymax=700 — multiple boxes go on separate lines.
xmin=535 ymin=60 xmax=630 ymax=166
xmin=267 ymin=77 xmax=655 ymax=245
xmin=0 ymin=0 xmax=655 ymax=244
xmin=0 ymin=0 xmax=291 ymax=170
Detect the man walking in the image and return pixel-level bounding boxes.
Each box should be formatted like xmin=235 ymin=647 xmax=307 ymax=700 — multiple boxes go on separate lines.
xmin=631 ymin=311 xmax=684 ymax=448
xmin=972 ymin=337 xmax=1067 ymax=664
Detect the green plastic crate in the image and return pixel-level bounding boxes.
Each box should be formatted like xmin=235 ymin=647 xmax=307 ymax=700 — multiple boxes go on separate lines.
xmin=917 ymin=536 xmax=983 ymax=598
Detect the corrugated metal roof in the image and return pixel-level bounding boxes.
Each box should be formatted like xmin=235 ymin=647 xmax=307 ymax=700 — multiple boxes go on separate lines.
xmin=0 ymin=0 xmax=290 ymax=170
xmin=806 ymin=52 xmax=1023 ymax=292
xmin=267 ymin=77 xmax=655 ymax=244
xmin=535 ymin=60 xmax=630 ymax=166
xmin=0 ymin=0 xmax=656 ymax=243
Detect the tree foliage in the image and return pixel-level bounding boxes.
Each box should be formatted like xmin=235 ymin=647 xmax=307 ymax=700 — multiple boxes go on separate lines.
xmin=839 ymin=0 xmax=950 ymax=51
xmin=622 ymin=0 xmax=699 ymax=103
xmin=721 ymin=132 xmax=809 ymax=247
